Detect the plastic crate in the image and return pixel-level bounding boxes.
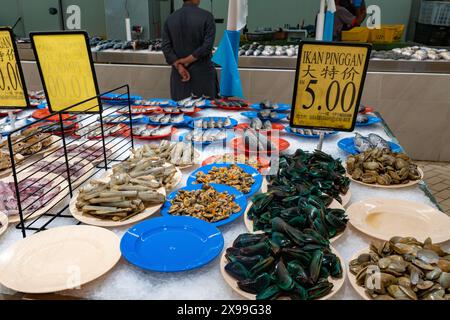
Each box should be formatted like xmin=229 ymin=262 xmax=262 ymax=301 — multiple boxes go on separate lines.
xmin=366 ymin=25 xmax=405 ymax=43
xmin=342 ymin=27 xmax=370 ymax=42
xmin=419 ymin=1 xmax=450 ymax=26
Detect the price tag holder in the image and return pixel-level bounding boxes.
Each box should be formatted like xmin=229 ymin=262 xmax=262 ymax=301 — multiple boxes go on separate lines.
xmin=0 ymin=27 xmax=29 ymax=108
xmin=290 ymin=41 xmax=371 ymax=132
xmin=30 ymin=31 xmax=100 ymax=113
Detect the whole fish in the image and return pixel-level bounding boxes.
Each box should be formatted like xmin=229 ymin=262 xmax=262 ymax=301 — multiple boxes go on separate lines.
xmin=250 ymin=118 xmax=263 ymax=130
xmin=354 ymin=133 xmax=372 ymax=153
xmin=368 ymin=133 xmax=391 ymax=151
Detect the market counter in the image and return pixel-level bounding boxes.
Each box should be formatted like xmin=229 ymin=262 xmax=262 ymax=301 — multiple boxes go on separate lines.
xmin=0 ymin=109 xmax=447 ymax=300
xmin=17 ymin=45 xmax=450 ymax=74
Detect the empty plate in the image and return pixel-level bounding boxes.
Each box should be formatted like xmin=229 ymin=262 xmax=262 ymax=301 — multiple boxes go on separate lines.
xmin=347 ymin=198 xmax=450 ymax=243
xmin=120 ymin=216 xmax=224 ymax=272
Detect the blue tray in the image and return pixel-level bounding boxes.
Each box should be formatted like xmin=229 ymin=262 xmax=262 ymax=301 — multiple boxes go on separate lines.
xmin=147 ymin=115 xmax=193 ymax=127
xmin=251 ymin=103 xmax=291 ymax=112
xmin=188 ymin=117 xmax=238 ymax=129
xmin=355 ymin=115 xmax=382 ymax=127
xmin=285 ymin=127 xmax=338 ymax=139
xmin=103 ymin=114 xmax=148 ymax=124
xmin=161 ymin=183 xmax=247 ymax=227
xmin=241 ymin=111 xmax=287 ymax=122
xmin=101 ymin=93 xmax=142 ymax=105
xmin=186 ymin=163 xmax=263 ymax=197
xmin=140 ymin=98 xmax=177 ymax=106
xmin=120 ymin=216 xmax=224 ymax=272
xmin=337 ymin=137 xmax=403 ymax=155
xmin=179 ymin=130 xmax=235 ymax=146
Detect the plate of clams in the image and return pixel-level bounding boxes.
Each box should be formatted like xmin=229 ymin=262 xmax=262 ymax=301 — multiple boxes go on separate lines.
xmin=346 ymin=148 xmax=423 ymax=188
xmin=348 ymin=236 xmax=450 ymax=300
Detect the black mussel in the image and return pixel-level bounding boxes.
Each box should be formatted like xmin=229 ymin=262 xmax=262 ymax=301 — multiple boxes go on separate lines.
xmin=271 ymin=232 xmax=292 ymax=248
xmin=281 ymin=248 xmax=312 ymax=266
xmin=290 ymin=282 xmax=308 ymax=300
xmin=274 ymin=261 xmax=294 ymax=291
xmin=249 ymin=256 xmax=275 ymax=278
xmin=309 ymin=250 xmax=324 ymax=283
xmin=287 ymin=261 xmax=311 ymax=286
xmin=319 ymin=265 xmax=330 ymax=279
xmin=312 ymin=217 xmax=330 ymax=239
xmin=225 ymin=261 xmax=250 ymax=281
xmin=237 ymin=272 xmax=272 ymax=294
xmin=226 ymin=247 xmax=241 ymax=257
xmin=233 ymin=233 xmax=266 ymax=248
xmin=307 ymin=281 xmax=333 ymax=300
xmin=226 ymin=254 xmax=264 ymax=269
xmin=302 ymin=228 xmax=330 ymax=246
xmin=256 ymin=285 xmax=281 ymax=300
xmin=239 ymin=241 xmax=270 ymax=257
xmin=288 ymin=216 xmax=308 ymax=229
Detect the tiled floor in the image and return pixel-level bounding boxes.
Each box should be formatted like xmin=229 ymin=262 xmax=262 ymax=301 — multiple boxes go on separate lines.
xmin=417 ymin=161 xmax=450 ymax=214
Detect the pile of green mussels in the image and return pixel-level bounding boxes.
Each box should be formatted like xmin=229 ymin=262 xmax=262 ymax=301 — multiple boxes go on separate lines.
xmin=248 ymin=149 xmax=350 ymax=239
xmin=225 ymin=218 xmax=343 ymax=300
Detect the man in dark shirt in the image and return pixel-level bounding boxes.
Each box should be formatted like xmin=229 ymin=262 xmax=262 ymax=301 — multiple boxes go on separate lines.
xmin=162 ymin=0 xmax=219 ymax=101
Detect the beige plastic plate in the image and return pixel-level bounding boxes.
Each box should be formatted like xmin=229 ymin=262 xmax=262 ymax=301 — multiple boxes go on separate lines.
xmin=347 ymin=248 xmax=372 ymax=300
xmin=347 ymin=198 xmax=450 ymax=243
xmin=69 ymin=183 xmax=166 ymax=228
xmin=0 ymin=171 xmax=69 ymax=224
xmin=0 ymin=225 xmax=120 ymax=294
xmin=244 ymin=200 xmax=347 ymax=243
xmin=220 ymin=246 xmax=346 ymax=300
xmin=347 ymin=168 xmax=424 ymax=189
xmin=0 ymin=211 xmax=8 ymax=237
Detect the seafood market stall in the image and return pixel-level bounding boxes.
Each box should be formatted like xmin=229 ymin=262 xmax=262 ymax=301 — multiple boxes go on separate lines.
xmin=0 ymin=96 xmax=449 ymax=300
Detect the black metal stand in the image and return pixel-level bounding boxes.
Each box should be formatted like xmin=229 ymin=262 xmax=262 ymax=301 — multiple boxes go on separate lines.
xmin=5 ymin=85 xmax=135 ymax=237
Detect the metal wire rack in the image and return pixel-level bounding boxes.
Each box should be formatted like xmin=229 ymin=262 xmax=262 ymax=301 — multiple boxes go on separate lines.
xmin=4 ymin=85 xmax=135 ymax=237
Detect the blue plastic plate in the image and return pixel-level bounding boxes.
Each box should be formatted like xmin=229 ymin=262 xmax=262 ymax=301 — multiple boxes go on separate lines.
xmin=241 ymin=111 xmax=287 ymax=122
xmin=161 ymin=183 xmax=248 ymax=227
xmin=120 ymin=216 xmax=224 ymax=272
xmin=101 ymin=93 xmax=142 ymax=106
xmin=147 ymin=115 xmax=192 ymax=127
xmin=251 ymin=103 xmax=291 ymax=112
xmin=355 ymin=115 xmax=382 ymax=127
xmin=37 ymin=102 xmax=48 ymax=109
xmin=180 ymin=130 xmax=235 ymax=146
xmin=186 ymin=163 xmax=263 ymax=197
xmin=188 ymin=117 xmax=238 ymax=129
xmin=285 ymin=127 xmax=338 ymax=139
xmin=337 ymin=137 xmax=403 ymax=155
xmin=1 ymin=119 xmax=35 ymax=136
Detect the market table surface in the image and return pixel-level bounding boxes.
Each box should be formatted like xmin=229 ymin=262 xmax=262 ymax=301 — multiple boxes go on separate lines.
xmin=0 ymin=107 xmax=447 ymax=300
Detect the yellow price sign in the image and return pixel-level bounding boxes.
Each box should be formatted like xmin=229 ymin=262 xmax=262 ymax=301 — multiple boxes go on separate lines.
xmin=0 ymin=27 xmax=29 ymax=108
xmin=290 ymin=41 xmax=371 ymax=132
xmin=31 ymin=31 xmax=100 ymax=113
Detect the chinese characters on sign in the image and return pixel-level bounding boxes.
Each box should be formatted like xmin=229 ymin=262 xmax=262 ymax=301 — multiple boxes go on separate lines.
xmin=31 ymin=32 xmax=100 ymax=113
xmin=290 ymin=42 xmax=371 ymax=132
xmin=0 ymin=28 xmax=29 ymax=108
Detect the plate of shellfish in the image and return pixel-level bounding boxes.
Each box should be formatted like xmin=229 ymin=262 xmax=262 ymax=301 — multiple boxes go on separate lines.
xmin=220 ymin=229 xmax=346 ymax=300
xmin=348 ymin=236 xmax=450 ymax=300
xmin=345 ymin=148 xmax=423 ymax=188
